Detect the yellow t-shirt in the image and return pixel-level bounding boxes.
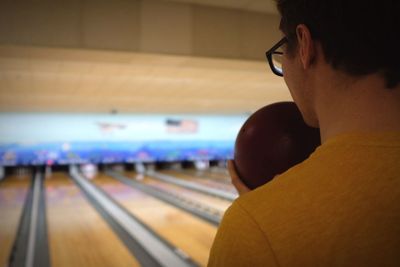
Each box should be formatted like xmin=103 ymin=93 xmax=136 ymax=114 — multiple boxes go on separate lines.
xmin=208 ymin=133 xmax=400 ymax=267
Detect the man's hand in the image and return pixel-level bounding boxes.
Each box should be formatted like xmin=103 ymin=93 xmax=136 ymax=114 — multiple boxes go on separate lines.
xmin=227 ymin=160 xmax=251 ymax=195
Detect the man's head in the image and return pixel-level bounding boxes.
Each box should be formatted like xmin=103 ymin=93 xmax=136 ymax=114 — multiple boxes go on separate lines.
xmin=273 ymin=0 xmax=399 ymax=127
xmin=276 ymin=0 xmax=399 ymax=88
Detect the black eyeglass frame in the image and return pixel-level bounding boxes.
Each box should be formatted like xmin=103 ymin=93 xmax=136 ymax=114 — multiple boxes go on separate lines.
xmin=265 ymin=37 xmax=288 ymax=77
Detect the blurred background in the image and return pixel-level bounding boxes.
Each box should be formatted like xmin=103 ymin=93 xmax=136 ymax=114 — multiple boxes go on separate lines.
xmin=0 ymin=0 xmax=291 ymax=266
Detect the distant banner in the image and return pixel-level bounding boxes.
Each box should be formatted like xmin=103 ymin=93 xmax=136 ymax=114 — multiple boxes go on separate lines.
xmin=97 ymin=122 xmax=127 ymax=135
xmin=0 ymin=113 xmax=246 ymax=165
xmin=166 ymin=119 xmax=198 ymax=134
xmin=0 ymin=140 xmax=234 ymax=166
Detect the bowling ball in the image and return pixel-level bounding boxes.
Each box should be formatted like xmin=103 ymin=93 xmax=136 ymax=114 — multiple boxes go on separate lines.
xmin=234 ymin=102 xmax=320 ymax=189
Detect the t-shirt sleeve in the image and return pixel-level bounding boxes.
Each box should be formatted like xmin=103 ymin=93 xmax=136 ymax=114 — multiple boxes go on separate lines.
xmin=207 ymin=201 xmax=279 ymax=267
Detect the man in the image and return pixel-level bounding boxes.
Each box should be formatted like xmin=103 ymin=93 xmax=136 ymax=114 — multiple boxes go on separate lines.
xmin=208 ymin=0 xmax=400 ymax=266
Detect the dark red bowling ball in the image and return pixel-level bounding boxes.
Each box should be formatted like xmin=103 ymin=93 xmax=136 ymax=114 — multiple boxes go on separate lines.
xmin=234 ymin=101 xmax=320 ymax=189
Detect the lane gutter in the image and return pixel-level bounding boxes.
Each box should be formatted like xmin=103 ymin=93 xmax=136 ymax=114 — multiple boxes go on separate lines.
xmin=9 ymin=171 xmax=50 ymax=267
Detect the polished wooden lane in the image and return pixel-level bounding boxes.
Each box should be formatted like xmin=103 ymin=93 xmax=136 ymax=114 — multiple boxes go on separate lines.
xmin=46 ymin=173 xmax=140 ymax=267
xmin=0 ymin=175 xmax=30 ymax=266
xmin=182 ymin=169 xmax=231 ymax=184
xmin=125 ymin=171 xmax=231 ymax=212
xmin=160 ymin=170 xmax=236 ymax=194
xmin=200 ymin=168 xmax=232 ymax=181
xmin=92 ymin=173 xmax=218 ymax=267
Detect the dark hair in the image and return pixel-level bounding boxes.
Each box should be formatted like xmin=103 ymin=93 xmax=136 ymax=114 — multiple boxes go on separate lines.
xmin=276 ymin=0 xmax=400 ymax=88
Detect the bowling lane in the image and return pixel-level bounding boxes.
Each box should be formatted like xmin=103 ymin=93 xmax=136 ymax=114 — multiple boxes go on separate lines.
xmin=0 ymin=175 xmax=30 ymax=266
xmin=161 ymin=170 xmax=236 ymax=194
xmin=125 ymin=171 xmax=231 ymax=212
xmin=46 ymin=173 xmax=140 ymax=267
xmin=92 ymin=173 xmax=217 ymax=266
xmin=183 ymin=169 xmax=231 ymax=184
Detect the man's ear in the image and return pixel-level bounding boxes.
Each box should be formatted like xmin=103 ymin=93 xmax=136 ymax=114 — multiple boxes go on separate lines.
xmin=296 ymin=24 xmax=315 ymax=69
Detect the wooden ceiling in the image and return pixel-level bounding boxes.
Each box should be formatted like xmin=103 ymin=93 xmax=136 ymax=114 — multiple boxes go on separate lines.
xmin=162 ymin=0 xmax=278 ymax=14
xmin=0 ymin=45 xmax=291 ymax=114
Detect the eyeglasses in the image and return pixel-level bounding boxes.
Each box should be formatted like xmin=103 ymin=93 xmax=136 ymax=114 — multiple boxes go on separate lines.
xmin=265 ymin=37 xmax=287 ymax=77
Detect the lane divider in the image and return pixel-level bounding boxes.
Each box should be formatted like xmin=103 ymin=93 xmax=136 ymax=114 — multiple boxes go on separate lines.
xmin=175 ymin=170 xmax=234 ymax=190
xmin=25 ymin=173 xmax=40 ymax=267
xmin=185 ymin=170 xmax=232 ymax=185
xmin=147 ymin=170 xmax=237 ymax=201
xmin=107 ymin=170 xmax=222 ymax=226
xmin=70 ymin=166 xmax=198 ymax=267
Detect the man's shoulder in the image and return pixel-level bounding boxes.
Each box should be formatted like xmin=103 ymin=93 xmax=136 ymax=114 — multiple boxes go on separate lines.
xmin=224 ymin=134 xmax=400 ymax=266
xmin=236 ymin=132 xmax=400 ymax=216
xmin=236 ymin=160 xmax=312 ymax=214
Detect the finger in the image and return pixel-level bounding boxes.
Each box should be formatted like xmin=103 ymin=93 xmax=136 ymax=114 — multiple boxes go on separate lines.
xmin=228 ymin=160 xmax=250 ymax=195
xmin=227 ymin=160 xmax=239 ymax=180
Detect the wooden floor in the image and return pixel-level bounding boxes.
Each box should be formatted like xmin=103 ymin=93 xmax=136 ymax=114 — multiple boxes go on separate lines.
xmin=185 ymin=168 xmax=230 ymax=179
xmin=0 ymin=175 xmax=30 ymax=267
xmin=46 ymin=173 xmax=140 ymax=267
xmin=0 ymin=171 xmax=228 ymax=267
xmin=161 ymin=170 xmax=237 ymax=194
xmin=189 ymin=169 xmax=232 ymax=184
xmin=125 ymin=172 xmax=231 ymax=212
xmin=92 ymin=173 xmax=218 ymax=266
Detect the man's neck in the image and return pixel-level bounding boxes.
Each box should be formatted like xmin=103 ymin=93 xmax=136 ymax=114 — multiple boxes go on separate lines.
xmin=315 ymin=73 xmax=400 ymax=143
